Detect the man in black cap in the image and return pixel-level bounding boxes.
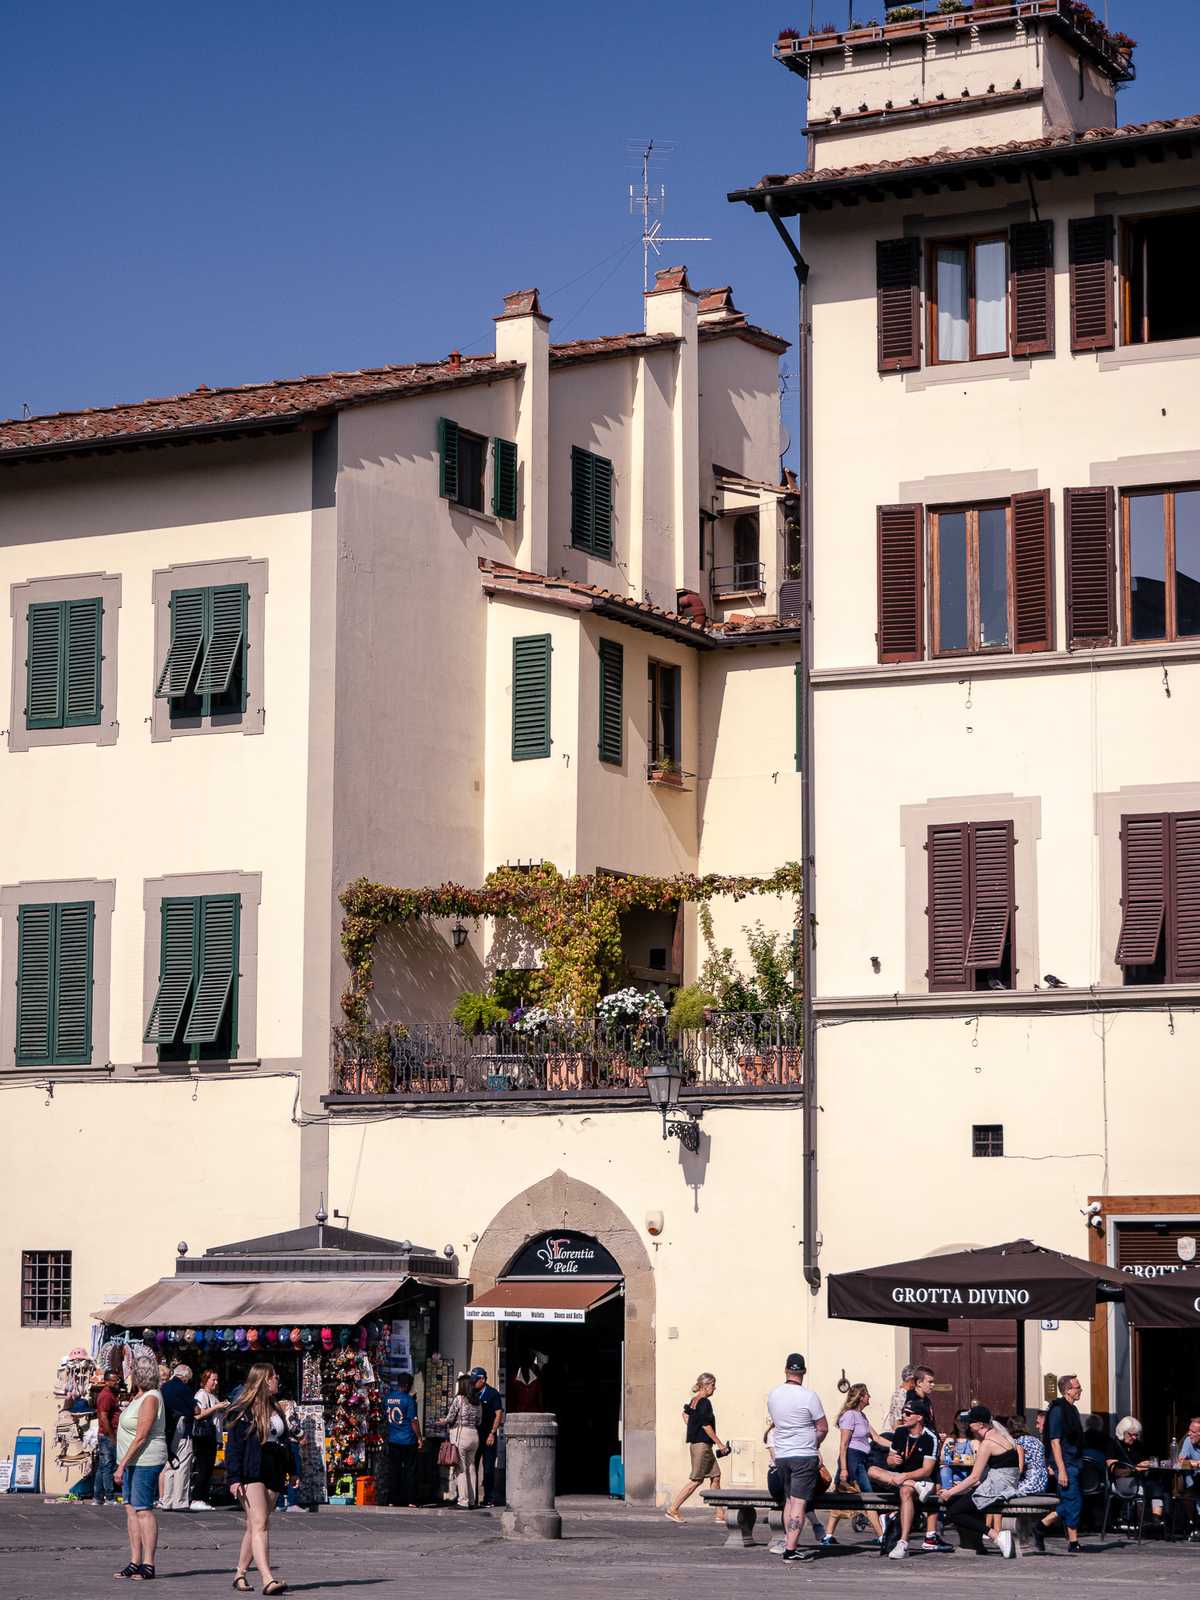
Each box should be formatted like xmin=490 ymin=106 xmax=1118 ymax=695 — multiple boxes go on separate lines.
xmin=766 ymin=1353 xmax=828 ymax=1563
xmin=868 ymin=1398 xmax=938 ymax=1559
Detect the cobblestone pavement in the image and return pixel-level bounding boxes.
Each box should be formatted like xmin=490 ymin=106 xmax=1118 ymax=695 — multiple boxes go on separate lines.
xmin=1 ymin=1498 xmax=1196 ymax=1598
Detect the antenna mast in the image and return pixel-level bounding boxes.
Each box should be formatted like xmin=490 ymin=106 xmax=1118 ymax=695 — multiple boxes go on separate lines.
xmin=628 ymin=139 xmax=711 ymax=292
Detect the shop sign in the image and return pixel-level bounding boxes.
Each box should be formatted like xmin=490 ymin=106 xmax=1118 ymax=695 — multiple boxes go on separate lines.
xmin=465 ymin=1304 xmax=588 ymax=1324
xmin=507 ymin=1231 xmax=620 ymax=1279
xmin=889 ymin=1286 xmax=1031 ymax=1308
xmin=386 ymin=1319 xmax=412 ymax=1375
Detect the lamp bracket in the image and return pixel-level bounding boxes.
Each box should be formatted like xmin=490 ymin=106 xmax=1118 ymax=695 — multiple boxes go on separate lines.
xmin=662 ymin=1107 xmax=703 ymax=1153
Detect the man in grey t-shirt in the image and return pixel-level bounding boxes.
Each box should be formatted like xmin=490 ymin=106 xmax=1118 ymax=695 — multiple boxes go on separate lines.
xmin=767 ymin=1353 xmax=828 ymax=1563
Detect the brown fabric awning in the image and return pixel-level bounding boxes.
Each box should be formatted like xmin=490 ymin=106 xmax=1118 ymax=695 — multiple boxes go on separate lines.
xmin=465 ymin=1281 xmax=621 ymax=1324
xmin=1125 ymin=1267 xmax=1200 ymax=1329
xmin=97 ymin=1277 xmax=411 ymax=1327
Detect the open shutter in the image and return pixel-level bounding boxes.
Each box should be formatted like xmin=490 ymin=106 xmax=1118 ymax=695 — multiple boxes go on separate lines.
xmin=52 ymin=902 xmax=93 ymax=1063
xmin=1011 ymin=489 xmax=1053 ymax=652
xmin=1069 ymin=216 xmax=1114 ymax=352
xmin=927 ymin=823 xmax=969 ymax=991
xmin=1115 ymin=813 xmax=1166 ymax=967
xmin=15 ymin=904 xmax=54 ymax=1064
xmin=1009 ymin=220 xmax=1055 ymax=356
xmin=26 ymin=603 xmax=64 ymax=728
xmin=438 ymin=417 xmax=460 ymax=500
xmin=876 ymin=238 xmax=921 ymax=372
xmin=64 ymin=598 xmax=102 ymax=726
xmin=195 ymin=585 xmax=247 ymax=697
xmin=598 ymin=639 xmax=623 ymax=765
xmin=591 ymin=455 xmax=614 ymax=559
xmin=156 ymin=589 xmax=205 ymax=698
xmin=492 ymin=438 xmax=518 ymax=520
xmin=1169 ymin=814 xmax=1200 ymax=983
xmin=144 ymin=898 xmax=198 ymax=1045
xmin=877 ymin=504 xmax=924 ymax=663
xmin=965 ymin=821 xmax=1015 ymax=971
xmin=183 ymin=896 xmax=239 ymax=1045
xmin=512 ymin=634 xmax=551 ymax=761
xmin=571 ymin=446 xmax=594 ymax=550
xmin=1065 ymin=486 xmax=1115 ymax=647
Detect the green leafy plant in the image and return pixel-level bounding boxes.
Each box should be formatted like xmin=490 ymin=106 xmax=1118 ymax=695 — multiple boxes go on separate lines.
xmin=937 ymin=0 xmax=968 ymax=12
xmin=886 ymin=5 xmax=921 ymax=19
xmin=489 ymin=968 xmax=540 ymax=1011
xmin=668 ymin=983 xmax=717 ymax=1037
xmin=451 ymin=991 xmax=509 ymax=1036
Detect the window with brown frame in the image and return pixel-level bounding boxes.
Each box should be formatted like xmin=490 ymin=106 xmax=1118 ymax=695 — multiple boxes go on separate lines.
xmin=928 ymin=235 xmax=1009 ymax=364
xmin=21 ymin=1248 xmax=72 ymax=1328
xmin=1122 ymin=486 xmax=1200 ymax=644
xmin=931 ymin=502 xmax=1013 ymax=655
xmin=1116 ymin=812 xmax=1200 ymax=986
xmin=926 ymin=820 xmax=1016 ymax=992
xmin=1122 ymin=211 xmax=1200 ymax=347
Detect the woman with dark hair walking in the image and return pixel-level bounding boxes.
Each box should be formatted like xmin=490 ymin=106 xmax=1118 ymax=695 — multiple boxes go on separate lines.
xmin=225 ymin=1364 xmax=294 ymax=1593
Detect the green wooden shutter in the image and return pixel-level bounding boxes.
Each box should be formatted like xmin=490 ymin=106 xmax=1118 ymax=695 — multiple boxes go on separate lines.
xmin=64 ymin=598 xmax=102 ymax=726
xmin=144 ymin=898 xmax=198 ymax=1045
xmin=16 ymin=904 xmax=54 ymax=1064
xmin=492 ymin=438 xmax=518 ymax=520
xmin=512 ymin=634 xmax=551 ymax=761
xmin=571 ymin=446 xmax=594 ymax=550
xmin=794 ymin=662 xmax=803 ymax=772
xmin=26 ymin=603 xmax=65 ymax=728
xmin=156 ymin=589 xmax=205 ymax=698
xmin=438 ymin=417 xmax=460 ymax=501
xmin=194 ymin=585 xmax=247 ymax=698
xmin=183 ymin=895 xmax=240 ymax=1045
xmin=598 ymin=639 xmax=624 ymax=765
xmin=51 ymin=902 xmax=93 ymax=1063
xmin=591 ymin=455 xmax=614 ymax=559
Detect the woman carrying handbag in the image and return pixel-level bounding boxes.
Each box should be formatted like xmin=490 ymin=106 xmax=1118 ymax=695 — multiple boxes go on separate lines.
xmin=438 ymin=1375 xmax=482 ymax=1508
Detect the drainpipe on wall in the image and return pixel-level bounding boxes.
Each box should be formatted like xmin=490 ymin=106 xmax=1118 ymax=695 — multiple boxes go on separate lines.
xmin=765 ymin=196 xmax=819 ymax=1293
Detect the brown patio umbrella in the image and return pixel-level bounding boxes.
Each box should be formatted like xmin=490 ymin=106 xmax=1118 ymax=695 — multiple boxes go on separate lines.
xmin=1123 ymin=1265 xmax=1200 ymax=1329
xmin=827 ymin=1238 xmax=1125 ymax=1327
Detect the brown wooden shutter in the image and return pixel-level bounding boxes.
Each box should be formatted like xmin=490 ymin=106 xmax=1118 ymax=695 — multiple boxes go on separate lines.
xmin=965 ymin=821 xmax=1015 ymax=971
xmin=876 ymin=238 xmax=921 ymax=372
xmin=1069 ymin=216 xmax=1114 ymax=352
xmin=1010 ymin=220 xmax=1055 ymax=356
xmin=1011 ymin=489 xmax=1053 ymax=653
xmin=927 ymin=823 xmax=969 ymax=991
xmin=1115 ymin=813 xmax=1167 ymax=967
xmin=1169 ymin=813 xmax=1200 ymax=982
xmin=1065 ymin=485 xmax=1116 ymax=647
xmin=877 ymin=504 xmax=924 ymax=663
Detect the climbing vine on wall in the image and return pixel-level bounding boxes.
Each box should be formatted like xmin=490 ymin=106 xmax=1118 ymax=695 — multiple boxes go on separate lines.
xmin=338 ymin=862 xmax=803 ymax=1040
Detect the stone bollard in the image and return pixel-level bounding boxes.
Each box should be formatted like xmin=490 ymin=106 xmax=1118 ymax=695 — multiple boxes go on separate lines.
xmin=500 ymin=1412 xmax=562 ymax=1540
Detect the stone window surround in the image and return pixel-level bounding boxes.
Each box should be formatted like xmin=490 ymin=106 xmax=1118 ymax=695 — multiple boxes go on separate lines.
xmin=8 ymin=572 xmax=122 ymax=752
xmin=151 ymin=557 xmax=267 ymax=742
xmin=141 ymin=871 xmax=261 ymax=1066
xmin=1094 ymin=780 xmax=1200 ymax=989
xmin=0 ymin=878 xmax=116 ymax=1069
xmin=899 ymin=793 xmax=1042 ymax=995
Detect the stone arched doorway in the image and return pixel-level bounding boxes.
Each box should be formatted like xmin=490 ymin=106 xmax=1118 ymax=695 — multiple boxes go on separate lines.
xmin=468 ymin=1170 xmax=655 ymax=1503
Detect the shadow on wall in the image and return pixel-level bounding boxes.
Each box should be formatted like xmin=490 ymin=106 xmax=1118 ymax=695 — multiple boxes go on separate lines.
xmin=679 ymin=1126 xmax=712 ymax=1212
xmin=369 ymin=921 xmax=486 ymax=1027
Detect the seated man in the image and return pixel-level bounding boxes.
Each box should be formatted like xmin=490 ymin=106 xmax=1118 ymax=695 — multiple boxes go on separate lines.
xmin=868 ymin=1399 xmax=940 ymax=1559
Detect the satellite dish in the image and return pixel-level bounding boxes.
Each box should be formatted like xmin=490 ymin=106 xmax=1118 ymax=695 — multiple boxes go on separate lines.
xmin=779 ymin=425 xmax=792 ymax=458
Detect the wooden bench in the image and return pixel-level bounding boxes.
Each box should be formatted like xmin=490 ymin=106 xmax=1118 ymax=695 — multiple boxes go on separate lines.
xmin=702 ymin=1486 xmax=1061 ymax=1554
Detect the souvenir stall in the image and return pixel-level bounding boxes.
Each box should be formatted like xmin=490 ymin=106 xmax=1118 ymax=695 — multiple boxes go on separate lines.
xmin=94 ymin=1222 xmax=464 ymax=1507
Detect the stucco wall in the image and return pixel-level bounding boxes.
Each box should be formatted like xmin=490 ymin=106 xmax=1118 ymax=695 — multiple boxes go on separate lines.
xmin=1 ymin=1075 xmax=300 ymax=1486
xmin=549 ymin=360 xmax=637 ymax=593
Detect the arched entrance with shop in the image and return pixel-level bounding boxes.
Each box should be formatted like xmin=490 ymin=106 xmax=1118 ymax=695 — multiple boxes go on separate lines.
xmin=467 ymin=1172 xmax=655 ymax=1503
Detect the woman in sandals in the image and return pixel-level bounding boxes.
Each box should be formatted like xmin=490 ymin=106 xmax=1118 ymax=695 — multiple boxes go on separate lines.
xmin=225 ymin=1364 xmax=294 ymax=1593
xmin=666 ymin=1374 xmax=728 ymax=1524
xmin=112 ymin=1351 xmax=168 ymax=1581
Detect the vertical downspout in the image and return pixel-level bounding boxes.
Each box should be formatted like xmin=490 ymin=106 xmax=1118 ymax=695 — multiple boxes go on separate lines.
xmin=765 ymin=197 xmax=819 ymax=1292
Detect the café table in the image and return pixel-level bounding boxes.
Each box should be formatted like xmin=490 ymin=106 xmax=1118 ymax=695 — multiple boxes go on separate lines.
xmin=1141 ymin=1462 xmax=1194 ymax=1541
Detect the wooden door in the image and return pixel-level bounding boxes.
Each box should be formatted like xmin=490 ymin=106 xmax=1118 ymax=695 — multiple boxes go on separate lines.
xmin=910 ymin=1320 xmax=1019 ymax=1425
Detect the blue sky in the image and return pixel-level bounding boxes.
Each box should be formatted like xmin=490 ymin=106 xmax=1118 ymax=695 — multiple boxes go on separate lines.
xmin=3 ymin=0 xmax=1196 ymax=424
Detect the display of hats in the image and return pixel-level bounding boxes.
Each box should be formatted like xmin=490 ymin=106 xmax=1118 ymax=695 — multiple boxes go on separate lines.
xmin=265 ymin=1329 xmax=277 ymax=1345
xmin=290 ymin=1328 xmax=302 ymax=1348
xmin=301 ymin=1327 xmax=313 ymax=1347
xmin=235 ymin=1327 xmax=248 ymax=1349
xmin=278 ymin=1327 xmax=290 ymax=1346
xmin=247 ymin=1328 xmax=260 ymax=1347
xmin=337 ymin=1327 xmax=351 ymax=1347
xmin=321 ymin=1327 xmax=334 ymax=1350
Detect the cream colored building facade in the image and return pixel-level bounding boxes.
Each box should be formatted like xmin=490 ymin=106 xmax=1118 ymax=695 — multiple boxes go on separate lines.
xmin=0 ymin=272 xmax=805 ymax=1500
xmin=734 ymin=0 xmax=1200 ymax=1447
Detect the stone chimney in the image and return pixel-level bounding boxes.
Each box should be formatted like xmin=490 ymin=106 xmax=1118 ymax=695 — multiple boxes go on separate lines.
xmin=643 ymin=266 xmax=700 ymax=599
xmin=775 ymin=3 xmax=1133 ymax=172
xmin=495 ymin=288 xmax=550 ymax=572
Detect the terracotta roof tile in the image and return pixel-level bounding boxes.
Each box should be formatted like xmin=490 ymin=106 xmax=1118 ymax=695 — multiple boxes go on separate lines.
xmin=0 ymin=357 xmax=517 ymax=458
xmin=548 ymin=331 xmax=679 ymax=367
xmin=735 ymin=112 xmax=1200 ymax=200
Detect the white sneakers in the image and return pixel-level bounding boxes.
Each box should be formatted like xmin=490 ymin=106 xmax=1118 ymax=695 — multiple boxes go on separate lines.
xmin=995 ymin=1531 xmax=1015 ymax=1559
xmin=889 ymin=1539 xmax=909 ymax=1560
xmin=189 ymin=1500 xmax=212 ymax=1511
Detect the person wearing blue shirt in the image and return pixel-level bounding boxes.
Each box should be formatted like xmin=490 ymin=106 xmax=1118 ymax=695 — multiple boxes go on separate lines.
xmin=383 ymin=1373 xmax=423 ymax=1506
xmin=470 ymin=1367 xmax=505 ymax=1507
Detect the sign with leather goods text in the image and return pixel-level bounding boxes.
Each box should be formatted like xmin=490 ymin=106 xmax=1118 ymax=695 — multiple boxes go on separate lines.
xmin=506 ymin=1231 xmax=621 ymax=1280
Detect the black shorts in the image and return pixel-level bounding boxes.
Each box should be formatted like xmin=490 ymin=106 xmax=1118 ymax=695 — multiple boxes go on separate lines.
xmin=775 ymin=1456 xmax=819 ymax=1504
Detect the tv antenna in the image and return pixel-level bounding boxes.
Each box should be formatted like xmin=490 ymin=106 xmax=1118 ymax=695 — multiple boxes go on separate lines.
xmin=627 ymin=139 xmax=710 ymax=293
